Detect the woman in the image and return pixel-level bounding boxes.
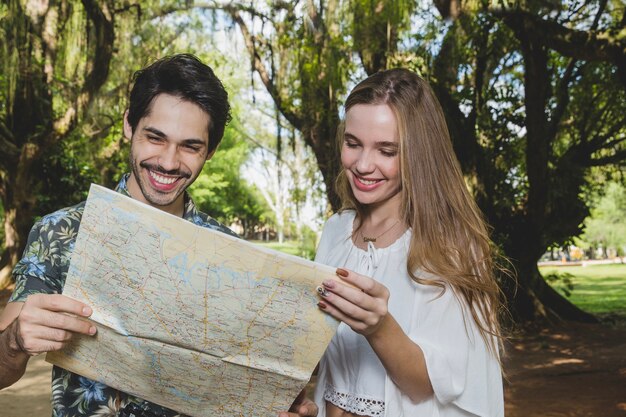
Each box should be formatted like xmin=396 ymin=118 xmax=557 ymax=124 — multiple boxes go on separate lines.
xmin=312 ymin=69 xmax=504 ymax=416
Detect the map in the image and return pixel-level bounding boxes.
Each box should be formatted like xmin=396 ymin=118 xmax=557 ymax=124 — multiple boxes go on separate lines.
xmin=46 ymin=184 xmax=339 ymax=417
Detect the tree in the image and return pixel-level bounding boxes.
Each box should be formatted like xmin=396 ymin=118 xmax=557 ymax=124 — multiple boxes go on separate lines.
xmin=210 ymin=0 xmax=625 ymax=323
xmin=427 ymin=0 xmax=625 ymax=322
xmin=0 ymin=0 xmax=116 ymax=289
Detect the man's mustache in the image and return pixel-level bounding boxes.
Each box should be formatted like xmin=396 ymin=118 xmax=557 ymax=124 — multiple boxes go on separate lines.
xmin=140 ymin=161 xmax=192 ymax=178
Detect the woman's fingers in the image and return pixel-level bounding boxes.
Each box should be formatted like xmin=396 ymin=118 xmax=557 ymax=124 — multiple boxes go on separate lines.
xmin=335 ymin=268 xmax=389 ymax=298
xmin=317 ymin=299 xmax=364 ymax=332
xmin=318 ymin=286 xmax=366 ymax=318
xmin=317 ymin=268 xmax=390 ymax=335
xmin=322 ymin=268 xmax=390 ymax=312
xmin=321 ymin=279 xmax=373 ymax=310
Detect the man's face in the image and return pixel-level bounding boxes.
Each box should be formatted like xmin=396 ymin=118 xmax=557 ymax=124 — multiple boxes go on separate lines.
xmin=125 ymin=94 xmax=213 ymax=215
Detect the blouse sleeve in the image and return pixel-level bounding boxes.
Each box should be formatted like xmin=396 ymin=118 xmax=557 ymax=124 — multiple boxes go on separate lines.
xmin=404 ymin=284 xmax=504 ymax=416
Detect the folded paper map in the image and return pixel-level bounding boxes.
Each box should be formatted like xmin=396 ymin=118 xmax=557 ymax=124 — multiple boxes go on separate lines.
xmin=47 ymin=184 xmax=338 ymax=417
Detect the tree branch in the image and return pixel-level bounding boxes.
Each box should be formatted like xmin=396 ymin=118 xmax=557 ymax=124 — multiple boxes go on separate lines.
xmin=226 ymin=7 xmax=303 ymax=130
xmin=587 ymin=150 xmax=626 ymax=166
xmin=564 ymin=131 xmax=625 ymax=167
xmin=601 ymin=135 xmax=626 ymax=150
xmin=143 ymin=1 xmax=304 ymax=130
xmin=432 ymin=21 xmax=478 ymax=176
xmin=0 ymin=121 xmax=15 ymax=146
xmin=588 ymin=131 xmax=626 ymax=152
xmin=0 ymin=137 xmax=19 ymax=159
xmin=114 ymin=3 xmax=142 ymax=16
xmin=50 ymin=0 xmax=114 ymax=146
xmin=150 ymin=1 xmax=292 ymax=23
xmin=548 ymin=59 xmax=578 ymax=141
xmin=584 ymin=111 xmax=626 ymax=151
xmin=77 ymin=0 xmax=115 ymax=115
xmin=497 ymin=9 xmax=626 ymax=84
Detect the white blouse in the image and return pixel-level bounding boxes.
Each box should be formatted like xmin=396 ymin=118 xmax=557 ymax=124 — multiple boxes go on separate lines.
xmin=313 ymin=211 xmax=504 ymax=417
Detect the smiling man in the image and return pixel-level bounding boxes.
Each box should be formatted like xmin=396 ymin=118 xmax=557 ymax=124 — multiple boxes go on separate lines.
xmin=126 ymin=93 xmax=213 ymax=216
xmin=0 ymin=54 xmax=317 ymax=417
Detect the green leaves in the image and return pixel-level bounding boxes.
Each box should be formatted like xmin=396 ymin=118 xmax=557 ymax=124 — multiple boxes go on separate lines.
xmin=583 ymin=182 xmax=626 ymax=254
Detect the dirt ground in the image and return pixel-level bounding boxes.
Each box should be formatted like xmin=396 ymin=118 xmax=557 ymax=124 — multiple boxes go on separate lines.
xmin=1 ymin=288 xmax=625 ymax=417
xmin=503 ymin=319 xmax=626 ymax=417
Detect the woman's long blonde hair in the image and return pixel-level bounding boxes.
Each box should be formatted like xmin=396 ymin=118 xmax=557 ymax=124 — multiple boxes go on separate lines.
xmin=336 ymin=69 xmax=504 ymax=355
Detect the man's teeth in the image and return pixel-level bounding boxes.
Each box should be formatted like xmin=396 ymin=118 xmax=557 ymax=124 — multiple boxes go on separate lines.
xmin=358 ymin=178 xmax=379 ymax=185
xmin=150 ymin=171 xmax=177 ymax=185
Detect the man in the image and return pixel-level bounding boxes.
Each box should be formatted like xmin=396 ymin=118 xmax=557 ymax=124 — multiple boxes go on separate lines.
xmin=0 ymin=54 xmax=316 ymax=417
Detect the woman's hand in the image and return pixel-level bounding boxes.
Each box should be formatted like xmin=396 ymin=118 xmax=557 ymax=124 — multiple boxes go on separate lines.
xmin=318 ymin=269 xmax=434 ymax=402
xmin=317 ymin=268 xmax=390 ymax=336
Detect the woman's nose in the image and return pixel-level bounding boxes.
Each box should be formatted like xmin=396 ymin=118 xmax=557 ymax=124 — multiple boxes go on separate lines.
xmin=355 ymin=151 xmax=375 ymax=174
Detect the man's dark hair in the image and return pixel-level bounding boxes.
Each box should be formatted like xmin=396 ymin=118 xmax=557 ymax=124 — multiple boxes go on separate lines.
xmin=127 ymin=54 xmax=231 ymax=154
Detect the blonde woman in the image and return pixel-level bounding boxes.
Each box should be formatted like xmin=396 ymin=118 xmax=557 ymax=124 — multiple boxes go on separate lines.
xmin=312 ymin=69 xmax=504 ymax=417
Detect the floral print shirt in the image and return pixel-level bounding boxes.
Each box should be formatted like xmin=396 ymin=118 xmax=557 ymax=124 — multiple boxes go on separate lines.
xmin=9 ymin=174 xmax=238 ymax=417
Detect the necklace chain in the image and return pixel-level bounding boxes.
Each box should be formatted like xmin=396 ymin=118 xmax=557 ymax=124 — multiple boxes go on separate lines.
xmin=360 ymin=219 xmax=400 ymax=243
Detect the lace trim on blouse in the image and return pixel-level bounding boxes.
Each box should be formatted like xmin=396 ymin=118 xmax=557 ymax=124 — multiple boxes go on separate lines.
xmin=323 ymin=383 xmax=385 ymax=417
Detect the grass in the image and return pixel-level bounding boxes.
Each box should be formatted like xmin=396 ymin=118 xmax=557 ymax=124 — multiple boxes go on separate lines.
xmin=250 ymin=240 xmax=316 ymax=260
xmin=540 ymin=263 xmax=626 ymax=315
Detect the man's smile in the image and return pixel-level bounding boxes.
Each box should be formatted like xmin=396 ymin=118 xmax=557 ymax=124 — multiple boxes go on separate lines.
xmin=139 ymin=161 xmax=192 ymax=193
xmin=149 ymin=170 xmax=181 ymax=185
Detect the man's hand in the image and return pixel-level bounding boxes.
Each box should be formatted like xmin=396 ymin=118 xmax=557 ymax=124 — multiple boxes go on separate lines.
xmin=278 ymin=389 xmax=318 ymax=417
xmin=0 ymin=294 xmax=95 ymax=389
xmin=8 ymin=294 xmax=96 ymax=356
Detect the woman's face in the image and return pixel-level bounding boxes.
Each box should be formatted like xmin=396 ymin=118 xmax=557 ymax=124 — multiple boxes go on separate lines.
xmin=341 ymin=103 xmax=402 ymax=211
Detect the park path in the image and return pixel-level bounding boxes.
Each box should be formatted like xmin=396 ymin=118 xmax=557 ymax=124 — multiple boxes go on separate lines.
xmin=0 ymin=354 xmax=52 ymax=417
xmin=504 ymin=321 xmax=626 ymax=417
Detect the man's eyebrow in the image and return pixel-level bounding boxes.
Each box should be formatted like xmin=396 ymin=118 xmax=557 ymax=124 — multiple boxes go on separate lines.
xmin=182 ymin=138 xmax=207 ymax=147
xmin=143 ymin=127 xmax=207 ymax=146
xmin=143 ymin=126 xmax=166 ymax=137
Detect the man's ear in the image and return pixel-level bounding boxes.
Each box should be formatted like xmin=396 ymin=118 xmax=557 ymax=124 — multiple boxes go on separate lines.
xmin=123 ymin=110 xmax=133 ymax=140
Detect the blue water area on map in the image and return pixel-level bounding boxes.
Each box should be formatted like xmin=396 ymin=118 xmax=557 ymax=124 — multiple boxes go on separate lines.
xmin=167 ymin=252 xmax=207 ymax=285
xmin=110 ymin=206 xmax=140 ymax=224
xmin=168 ymin=386 xmax=195 ymax=402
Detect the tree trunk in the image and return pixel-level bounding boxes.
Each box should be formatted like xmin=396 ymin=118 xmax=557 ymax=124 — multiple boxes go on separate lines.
xmin=503 ymin=236 xmax=597 ymax=324
xmin=305 ymin=124 xmax=342 ymax=211
xmin=0 ymin=169 xmax=39 ymax=289
xmin=0 ymin=207 xmax=32 ymax=289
